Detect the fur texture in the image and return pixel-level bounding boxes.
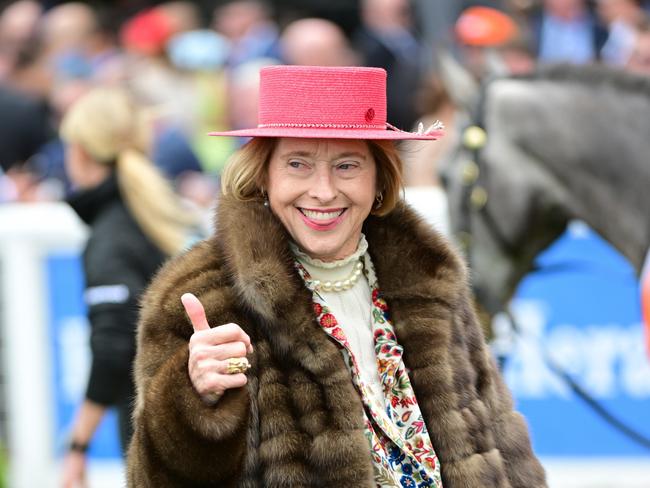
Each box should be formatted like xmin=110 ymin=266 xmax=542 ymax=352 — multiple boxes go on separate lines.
xmin=126 ymin=195 xmax=547 ymax=487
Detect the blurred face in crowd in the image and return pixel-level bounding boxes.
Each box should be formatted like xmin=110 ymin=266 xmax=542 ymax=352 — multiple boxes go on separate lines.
xmin=41 ymin=2 xmax=97 ymax=56
xmin=266 ymin=138 xmax=377 ymax=262
xmin=596 ymin=0 xmax=645 ymax=26
xmin=281 ymin=18 xmax=356 ymax=66
xmin=362 ymin=0 xmax=412 ymax=31
xmin=213 ymin=1 xmax=266 ymax=41
xmin=543 ymin=0 xmax=587 ymax=19
xmin=0 ymin=0 xmax=42 ymax=44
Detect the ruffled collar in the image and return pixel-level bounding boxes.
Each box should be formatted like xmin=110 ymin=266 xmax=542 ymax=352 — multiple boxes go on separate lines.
xmin=289 ymin=234 xmax=368 ymax=269
xmin=289 ymin=234 xmax=369 ymax=290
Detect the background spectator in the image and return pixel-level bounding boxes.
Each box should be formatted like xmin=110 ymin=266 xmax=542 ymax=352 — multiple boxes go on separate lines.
xmin=354 ymin=0 xmax=424 ymax=130
xmin=213 ymin=0 xmax=281 ymax=67
xmin=626 ymin=18 xmax=650 ymax=72
xmin=530 ymin=0 xmax=608 ymax=63
xmin=58 ymin=86 xmax=197 ymax=487
xmin=597 ymin=0 xmax=649 ymax=65
xmin=280 ymin=17 xmax=357 ymax=66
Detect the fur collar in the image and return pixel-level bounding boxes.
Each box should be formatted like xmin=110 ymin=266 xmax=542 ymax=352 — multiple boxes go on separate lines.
xmin=213 ymin=195 xmax=467 ymax=376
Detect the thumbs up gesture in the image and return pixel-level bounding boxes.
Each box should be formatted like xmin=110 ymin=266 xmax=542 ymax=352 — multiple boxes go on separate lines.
xmin=182 ymin=293 xmax=253 ymax=405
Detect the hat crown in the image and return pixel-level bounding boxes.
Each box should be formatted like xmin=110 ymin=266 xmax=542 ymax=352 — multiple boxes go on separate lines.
xmin=257 ymin=66 xmax=387 ymax=129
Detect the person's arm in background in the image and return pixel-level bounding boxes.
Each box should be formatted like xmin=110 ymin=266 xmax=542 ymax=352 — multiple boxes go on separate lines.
xmin=61 ymin=236 xmax=149 ymax=487
xmin=61 ymin=401 xmax=106 ymax=488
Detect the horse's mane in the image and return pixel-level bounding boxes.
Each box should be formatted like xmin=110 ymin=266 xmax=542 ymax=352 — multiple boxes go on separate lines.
xmin=513 ymin=63 xmax=650 ymax=99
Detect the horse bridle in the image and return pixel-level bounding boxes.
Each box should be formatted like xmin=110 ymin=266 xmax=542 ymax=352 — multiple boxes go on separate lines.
xmin=453 ymin=80 xmax=521 ymax=314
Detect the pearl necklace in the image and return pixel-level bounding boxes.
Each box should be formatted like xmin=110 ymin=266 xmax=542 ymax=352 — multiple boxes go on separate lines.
xmin=310 ymin=259 xmax=364 ymax=292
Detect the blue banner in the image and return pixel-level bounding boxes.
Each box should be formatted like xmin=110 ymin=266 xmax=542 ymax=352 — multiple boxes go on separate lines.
xmin=505 ymin=223 xmax=650 ymax=457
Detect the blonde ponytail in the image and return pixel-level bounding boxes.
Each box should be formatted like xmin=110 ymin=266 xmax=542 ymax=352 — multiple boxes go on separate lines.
xmin=61 ymin=86 xmax=197 ymax=256
xmin=115 ymin=148 xmax=196 ymax=256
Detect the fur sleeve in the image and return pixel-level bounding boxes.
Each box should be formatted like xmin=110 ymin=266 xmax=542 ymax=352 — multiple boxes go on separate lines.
xmin=126 ymin=243 xmax=250 ymax=486
xmin=457 ymin=294 xmax=547 ymax=488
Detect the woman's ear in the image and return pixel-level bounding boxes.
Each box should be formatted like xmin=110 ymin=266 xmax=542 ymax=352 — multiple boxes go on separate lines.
xmin=77 ymin=143 xmax=93 ymax=165
xmin=66 ymin=142 xmax=92 ymax=166
xmin=258 ymin=172 xmax=269 ymax=197
xmin=64 ymin=142 xmax=110 ymax=189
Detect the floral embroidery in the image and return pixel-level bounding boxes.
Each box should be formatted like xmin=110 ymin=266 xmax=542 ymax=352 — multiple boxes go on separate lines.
xmin=320 ymin=313 xmax=337 ymax=328
xmin=294 ymin=257 xmax=443 ymax=488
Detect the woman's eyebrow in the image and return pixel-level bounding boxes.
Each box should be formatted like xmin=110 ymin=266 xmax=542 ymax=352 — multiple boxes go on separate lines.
xmin=334 ymin=152 xmax=367 ymax=161
xmin=280 ymin=150 xmax=315 ymax=159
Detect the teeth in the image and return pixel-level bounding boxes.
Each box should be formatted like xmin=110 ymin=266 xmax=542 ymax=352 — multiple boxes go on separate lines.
xmin=301 ymin=209 xmax=343 ymax=220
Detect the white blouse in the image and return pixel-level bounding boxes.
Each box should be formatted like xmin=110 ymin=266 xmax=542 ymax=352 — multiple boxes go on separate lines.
xmin=291 ymin=235 xmax=386 ymax=410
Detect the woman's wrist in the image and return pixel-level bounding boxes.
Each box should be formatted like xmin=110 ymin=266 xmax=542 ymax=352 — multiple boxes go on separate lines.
xmin=68 ymin=439 xmax=89 ymax=454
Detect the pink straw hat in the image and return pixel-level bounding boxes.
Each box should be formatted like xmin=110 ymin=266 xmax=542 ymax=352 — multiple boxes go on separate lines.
xmin=209 ymin=65 xmax=443 ymax=140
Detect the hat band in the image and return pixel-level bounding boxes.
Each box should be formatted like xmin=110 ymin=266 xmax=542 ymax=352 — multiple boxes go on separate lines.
xmin=257 ymin=122 xmax=386 ymax=130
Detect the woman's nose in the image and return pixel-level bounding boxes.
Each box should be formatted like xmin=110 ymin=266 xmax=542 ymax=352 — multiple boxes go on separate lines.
xmin=308 ymin=167 xmax=337 ymax=202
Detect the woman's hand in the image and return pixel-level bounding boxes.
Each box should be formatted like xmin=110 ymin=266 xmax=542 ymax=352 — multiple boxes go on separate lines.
xmin=61 ymin=450 xmax=87 ymax=488
xmin=182 ymin=293 xmax=253 ymax=405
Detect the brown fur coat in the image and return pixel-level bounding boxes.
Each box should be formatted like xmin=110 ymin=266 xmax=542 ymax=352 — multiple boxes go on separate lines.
xmin=126 ymin=195 xmax=547 ymax=487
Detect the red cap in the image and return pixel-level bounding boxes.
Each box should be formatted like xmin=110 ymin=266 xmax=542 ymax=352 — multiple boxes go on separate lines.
xmin=455 ymin=6 xmax=519 ymax=47
xmin=120 ymin=8 xmax=174 ymax=56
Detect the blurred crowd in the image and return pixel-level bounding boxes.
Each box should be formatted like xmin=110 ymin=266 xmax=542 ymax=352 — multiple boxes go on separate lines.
xmin=1 ymin=0 xmax=650 ymax=210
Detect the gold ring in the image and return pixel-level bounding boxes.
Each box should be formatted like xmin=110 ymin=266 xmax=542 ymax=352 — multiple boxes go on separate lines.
xmin=226 ymin=357 xmax=250 ymax=375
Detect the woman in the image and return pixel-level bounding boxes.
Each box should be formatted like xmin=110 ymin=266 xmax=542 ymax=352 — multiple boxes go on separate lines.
xmin=59 ymin=87 xmax=197 ymax=487
xmin=127 ymin=66 xmax=547 ymax=487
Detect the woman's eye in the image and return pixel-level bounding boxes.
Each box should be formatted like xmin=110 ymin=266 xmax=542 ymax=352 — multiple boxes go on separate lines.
xmin=288 ymin=160 xmax=303 ymax=169
xmin=337 ymin=162 xmax=358 ymax=170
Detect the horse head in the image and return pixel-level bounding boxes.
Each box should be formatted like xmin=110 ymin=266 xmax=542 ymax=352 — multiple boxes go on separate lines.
xmin=441 ymin=107 xmax=571 ymax=315
xmin=440 ymin=60 xmax=650 ymax=317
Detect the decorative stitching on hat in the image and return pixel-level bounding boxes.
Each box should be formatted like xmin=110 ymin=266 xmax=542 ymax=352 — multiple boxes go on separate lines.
xmin=258 ymin=122 xmax=386 ymax=129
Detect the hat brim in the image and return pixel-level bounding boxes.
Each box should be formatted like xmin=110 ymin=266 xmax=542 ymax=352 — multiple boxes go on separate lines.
xmin=208 ymin=127 xmax=443 ymax=141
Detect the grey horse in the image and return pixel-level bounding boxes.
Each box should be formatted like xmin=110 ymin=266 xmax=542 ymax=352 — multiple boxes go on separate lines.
xmin=440 ymin=64 xmax=650 ymax=317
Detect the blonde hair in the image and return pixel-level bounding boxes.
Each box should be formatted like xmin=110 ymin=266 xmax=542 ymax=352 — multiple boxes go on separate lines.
xmin=221 ymin=138 xmax=403 ymax=216
xmin=60 ymin=87 xmax=196 ymax=256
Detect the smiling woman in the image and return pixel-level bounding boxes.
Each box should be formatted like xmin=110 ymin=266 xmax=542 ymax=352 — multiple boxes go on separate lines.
xmin=126 ymin=66 xmax=547 ymax=488
xmin=220 ymin=136 xmax=404 ymax=216
xmin=266 ymin=138 xmax=377 ymax=262
xmin=221 ymin=136 xmax=401 ymax=262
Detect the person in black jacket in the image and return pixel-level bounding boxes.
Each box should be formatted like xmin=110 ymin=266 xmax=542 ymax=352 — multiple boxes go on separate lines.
xmin=59 ymin=87 xmax=197 ymax=488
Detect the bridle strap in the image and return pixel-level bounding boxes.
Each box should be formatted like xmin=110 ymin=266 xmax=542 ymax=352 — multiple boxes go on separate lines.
xmin=456 ymin=76 xmax=521 ymax=284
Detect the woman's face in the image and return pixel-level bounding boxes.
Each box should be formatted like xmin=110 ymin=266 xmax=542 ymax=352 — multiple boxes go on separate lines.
xmin=267 ymin=138 xmax=377 ymax=262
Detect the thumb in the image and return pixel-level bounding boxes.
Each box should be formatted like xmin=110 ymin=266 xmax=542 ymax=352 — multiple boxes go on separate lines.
xmin=181 ymin=293 xmax=210 ymax=332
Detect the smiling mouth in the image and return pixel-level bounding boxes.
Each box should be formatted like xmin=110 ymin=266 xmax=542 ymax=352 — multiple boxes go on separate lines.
xmin=298 ymin=208 xmax=346 ymax=221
